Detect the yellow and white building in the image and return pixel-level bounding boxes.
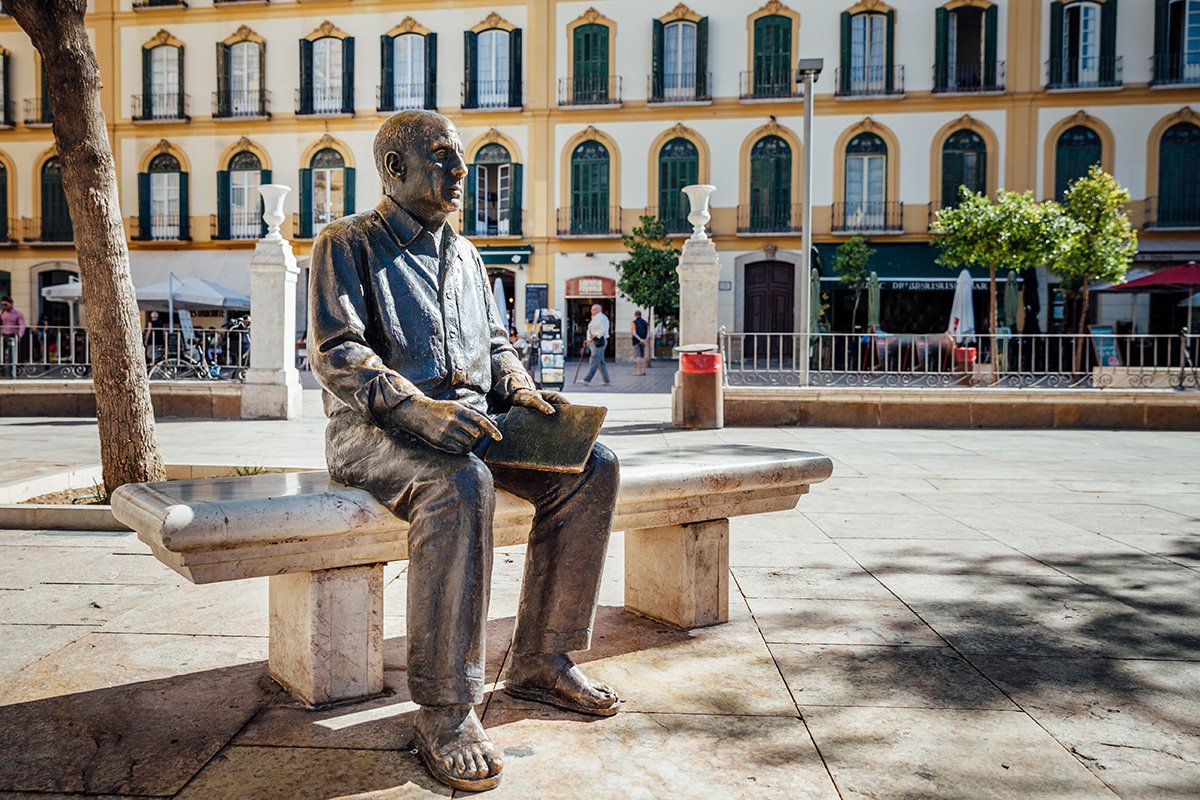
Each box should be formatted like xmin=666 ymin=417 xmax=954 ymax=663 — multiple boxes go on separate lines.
xmin=0 ymin=0 xmax=1197 ymax=352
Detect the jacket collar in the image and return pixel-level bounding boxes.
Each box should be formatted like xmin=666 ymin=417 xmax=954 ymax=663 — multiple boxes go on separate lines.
xmin=376 ymin=195 xmax=456 ymax=250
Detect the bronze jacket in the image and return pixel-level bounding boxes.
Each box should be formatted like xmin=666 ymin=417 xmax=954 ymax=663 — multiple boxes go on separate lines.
xmin=308 ymin=196 xmax=532 ymax=421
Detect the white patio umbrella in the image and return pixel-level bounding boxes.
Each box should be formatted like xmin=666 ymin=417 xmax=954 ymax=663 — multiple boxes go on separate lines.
xmin=947 ymin=269 xmax=976 ymax=344
xmin=40 ymin=277 xmax=83 ymax=328
xmin=135 ymin=276 xmax=250 ymax=311
xmin=493 ymin=277 xmax=509 ymax=332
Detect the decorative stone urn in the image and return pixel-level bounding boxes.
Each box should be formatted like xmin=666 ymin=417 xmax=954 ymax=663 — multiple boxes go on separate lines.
xmin=258 ymin=184 xmax=290 ymax=241
xmin=682 ymin=184 xmax=717 ymax=242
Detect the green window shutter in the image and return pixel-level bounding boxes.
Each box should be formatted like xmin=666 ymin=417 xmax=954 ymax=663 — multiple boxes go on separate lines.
xmin=40 ymin=64 xmax=52 ymax=122
xmin=1048 ymin=2 xmax=1064 ymax=86
xmin=424 ymin=33 xmax=438 ymax=109
xmin=651 ymin=19 xmax=664 ymax=100
xmin=695 ymin=17 xmax=708 ymax=99
xmin=983 ymin=5 xmax=998 ymax=88
xmin=0 ymin=166 xmax=7 ymax=241
xmin=216 ymin=169 xmax=230 ymax=239
xmin=1099 ymin=0 xmax=1118 ymax=85
xmin=344 ymin=167 xmax=355 ymax=215
xmin=510 ymin=162 xmax=523 ymax=236
xmin=934 ymin=7 xmax=949 ymax=91
xmin=942 ymin=148 xmax=962 ymax=208
xmin=463 ymin=31 xmax=478 ymax=108
xmin=1153 ymin=0 xmax=1169 ymax=81
xmin=216 ymin=43 xmax=230 ymax=117
xmin=573 ymin=24 xmax=608 ymax=103
xmin=2 ymin=53 xmax=10 ymax=125
xmin=839 ymin=12 xmax=852 ymax=94
xmin=141 ymin=47 xmax=152 ymax=118
xmin=342 ymin=37 xmax=355 ymax=113
xmin=298 ymin=168 xmax=312 ymax=237
xmin=178 ymin=172 xmax=190 ymax=240
xmin=885 ymin=10 xmax=896 ymax=93
xmin=299 ymin=39 xmax=313 ymax=114
xmin=176 ymin=45 xmax=186 ymax=119
xmin=137 ymin=172 xmax=150 ymax=241
xmin=464 ymin=164 xmax=477 ymax=235
xmin=752 ymin=16 xmax=791 ymax=95
xmin=508 ymin=28 xmax=523 ymax=107
xmin=259 ymin=168 xmax=272 ymax=236
xmin=379 ymin=35 xmax=395 ymax=111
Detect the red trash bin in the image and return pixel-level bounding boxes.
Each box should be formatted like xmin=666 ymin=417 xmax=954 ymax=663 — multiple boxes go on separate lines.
xmin=677 ymin=347 xmax=724 ymax=430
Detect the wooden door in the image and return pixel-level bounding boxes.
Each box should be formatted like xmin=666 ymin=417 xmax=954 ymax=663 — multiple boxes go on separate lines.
xmin=744 ymin=261 xmax=795 ymax=361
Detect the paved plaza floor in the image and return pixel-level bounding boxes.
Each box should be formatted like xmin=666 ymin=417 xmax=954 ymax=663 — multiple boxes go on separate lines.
xmin=0 ymin=387 xmax=1198 ymax=798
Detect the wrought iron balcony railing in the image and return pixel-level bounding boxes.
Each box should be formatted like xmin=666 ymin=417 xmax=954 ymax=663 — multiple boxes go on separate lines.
xmin=377 ymin=82 xmax=434 ymax=112
xmin=461 ymin=80 xmax=519 ymax=110
xmin=1046 ymin=55 xmax=1123 ymax=89
xmin=461 ymin=210 xmax=523 ymax=238
xmin=0 ymin=217 xmax=17 ymax=244
xmin=213 ymin=89 xmax=270 ymax=119
xmin=642 ymin=204 xmax=692 ymax=235
xmin=22 ymin=217 xmax=74 ymax=244
xmin=737 ymin=203 xmax=801 ymax=234
xmin=739 ymin=69 xmax=801 ymax=100
xmin=558 ymin=76 xmax=622 ymax=106
xmin=1150 ymin=54 xmax=1200 ymax=86
xmin=1144 ymin=196 xmax=1200 ymax=230
xmin=835 ymin=65 xmax=906 ymax=97
xmin=131 ymin=214 xmax=190 ymax=242
xmin=832 ymin=201 xmax=904 ymax=234
xmin=556 ymin=206 xmax=622 ymax=237
xmin=132 ymin=0 xmax=188 ymax=9
xmin=131 ymin=93 xmax=190 ymax=122
xmin=647 ymin=72 xmax=711 ymax=104
xmin=932 ymin=61 xmax=1005 ymax=93
xmin=210 ymin=213 xmax=265 ymax=241
xmin=22 ymin=98 xmax=52 ymax=126
xmin=296 ymin=88 xmax=353 ymax=116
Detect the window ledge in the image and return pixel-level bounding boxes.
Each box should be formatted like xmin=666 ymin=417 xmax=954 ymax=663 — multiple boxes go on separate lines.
xmin=735 ymin=230 xmax=802 ymax=237
xmin=739 ymin=95 xmax=804 ymax=104
xmin=1149 ymin=81 xmax=1200 ymax=90
xmin=23 ymin=121 xmax=52 ymax=129
xmin=467 ymin=233 xmax=526 ymax=240
xmin=558 ymin=102 xmax=623 ymax=111
xmin=931 ymin=89 xmax=1006 ymax=97
xmin=646 ymin=98 xmax=713 ymax=108
xmin=25 ymin=240 xmax=75 ymax=247
xmin=834 ymin=92 xmax=907 ymax=101
xmin=555 ymin=233 xmax=623 ymax=239
xmin=830 ymin=229 xmax=905 ymax=237
xmin=132 ymin=117 xmax=191 ymax=124
xmin=0 ymin=123 xmax=15 ymax=131
xmin=1144 ymin=224 xmax=1200 ymax=232
xmin=461 ymin=106 xmax=523 ymax=113
xmin=214 ymin=114 xmax=271 ymax=122
xmin=1044 ymin=84 xmax=1124 ymax=93
xmin=297 ymin=111 xmax=355 ymax=118
xmin=131 ymin=239 xmax=194 ymax=246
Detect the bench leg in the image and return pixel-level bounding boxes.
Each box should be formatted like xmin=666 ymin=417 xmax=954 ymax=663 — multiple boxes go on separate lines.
xmin=268 ymin=564 xmax=384 ymax=707
xmin=624 ymin=519 xmax=729 ymax=628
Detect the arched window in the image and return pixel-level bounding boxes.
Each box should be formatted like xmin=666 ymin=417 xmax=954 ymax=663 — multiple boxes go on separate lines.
xmin=844 ymin=132 xmax=887 ymax=230
xmin=569 ymin=140 xmax=610 ymax=234
xmin=1054 ymin=125 xmax=1101 ymax=200
xmin=748 ymin=135 xmax=792 ymax=232
xmin=658 ymin=138 xmax=699 ymax=233
xmin=941 ymin=129 xmax=987 ymax=208
xmin=381 ymin=32 xmax=434 ymax=112
xmin=216 ymin=150 xmax=270 ymax=240
xmin=216 ymin=39 xmax=265 ymax=118
xmin=751 ymin=15 xmax=792 ymax=97
xmin=465 ymin=27 xmax=521 ymax=109
xmin=934 ymin=5 xmax=999 ymax=92
xmin=299 ymin=32 xmax=354 ymax=115
xmin=1158 ymin=121 xmax=1200 ymax=227
xmin=468 ymin=143 xmax=522 ymax=237
xmin=140 ymin=44 xmax=184 ymax=121
xmin=300 ymin=148 xmax=354 ymax=238
xmin=1051 ymin=0 xmax=1119 ymax=88
xmin=40 ymin=157 xmax=72 ymax=243
xmin=840 ymin=9 xmax=898 ymax=96
xmin=572 ymin=23 xmax=611 ymax=104
xmin=138 ymin=153 xmax=188 ymax=241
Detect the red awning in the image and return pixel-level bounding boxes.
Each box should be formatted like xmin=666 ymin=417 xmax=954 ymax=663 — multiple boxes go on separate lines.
xmin=1101 ymin=262 xmax=1200 ymax=292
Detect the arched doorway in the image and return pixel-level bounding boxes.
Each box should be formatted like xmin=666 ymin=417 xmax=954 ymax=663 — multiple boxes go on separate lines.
xmin=33 ymin=261 xmax=79 ymax=328
xmin=564 ymin=275 xmax=616 ymax=360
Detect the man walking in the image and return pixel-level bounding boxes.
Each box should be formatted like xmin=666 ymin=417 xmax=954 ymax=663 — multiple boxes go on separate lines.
xmin=630 ymin=309 xmax=649 ymax=376
xmin=1 ymin=296 xmax=26 ymax=376
xmin=580 ymin=303 xmax=610 ymax=385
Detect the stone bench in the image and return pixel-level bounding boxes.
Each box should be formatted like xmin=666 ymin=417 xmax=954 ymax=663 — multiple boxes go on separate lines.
xmin=111 ymin=449 xmax=831 ymax=707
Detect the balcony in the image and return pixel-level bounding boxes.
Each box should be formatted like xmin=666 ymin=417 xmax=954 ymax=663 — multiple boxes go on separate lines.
xmin=0 ymin=217 xmax=17 ymax=244
xmin=1046 ymin=55 xmax=1123 ymax=90
xmin=377 ymin=82 xmax=433 ymax=113
xmin=131 ymin=93 xmax=190 ymax=122
xmin=461 ymin=80 xmax=519 ymax=111
xmin=556 ymin=207 xmax=622 ymax=237
xmin=932 ymin=61 xmax=1005 ymax=94
xmin=643 ymin=204 xmax=691 ymax=235
xmin=22 ymin=98 xmax=52 ymax=127
xmin=739 ymin=70 xmax=801 ymax=101
xmin=647 ymin=72 xmax=711 ymax=104
xmin=736 ymin=204 xmax=801 ymax=235
xmin=21 ymin=217 xmax=73 ymax=245
xmin=0 ymin=99 xmax=14 ymax=129
xmin=213 ymin=90 xmax=271 ymax=119
xmin=1150 ymin=54 xmax=1200 ymax=87
xmin=210 ymin=213 xmax=264 ymax=242
xmin=832 ymin=201 xmax=904 ymax=234
xmin=558 ymin=76 xmax=621 ymax=107
xmin=461 ymin=210 xmax=522 ymax=238
xmin=296 ymin=89 xmax=353 ymax=116
xmin=1144 ymin=197 xmax=1200 ymax=230
xmin=835 ymin=65 xmax=905 ymax=97
xmin=132 ymin=0 xmax=187 ymax=8
xmin=130 ymin=214 xmax=190 ymax=242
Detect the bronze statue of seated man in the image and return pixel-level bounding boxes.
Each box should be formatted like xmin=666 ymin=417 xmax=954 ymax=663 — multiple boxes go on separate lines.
xmin=308 ymin=110 xmax=620 ymax=792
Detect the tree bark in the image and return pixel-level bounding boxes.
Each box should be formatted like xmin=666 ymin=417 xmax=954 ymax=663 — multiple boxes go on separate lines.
xmin=1074 ymin=281 xmax=1091 ymax=374
xmin=7 ymin=0 xmax=165 ymax=492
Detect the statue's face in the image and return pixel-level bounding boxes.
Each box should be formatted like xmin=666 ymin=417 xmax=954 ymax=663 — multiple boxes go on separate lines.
xmin=386 ymin=117 xmax=467 ymax=223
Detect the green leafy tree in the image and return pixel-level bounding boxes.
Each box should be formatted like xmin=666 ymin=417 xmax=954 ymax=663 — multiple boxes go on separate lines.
xmin=932 ymin=189 xmax=1059 ymax=339
xmin=833 ymin=236 xmax=875 ymax=332
xmin=1050 ymin=166 xmax=1138 ymax=367
xmin=613 ymin=215 xmax=681 ymax=330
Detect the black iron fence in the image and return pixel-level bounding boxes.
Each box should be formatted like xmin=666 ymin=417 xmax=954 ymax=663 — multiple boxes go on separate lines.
xmin=737 ymin=203 xmax=801 ymax=234
xmin=556 ymin=206 xmax=622 ymax=237
xmin=1150 ymin=54 xmax=1200 ymax=86
xmin=643 ymin=204 xmax=692 ymax=235
xmin=22 ymin=98 xmax=52 ymax=126
xmin=832 ymin=202 xmax=904 ymax=234
xmin=648 ymin=72 xmax=711 ymax=103
xmin=835 ymin=65 xmax=905 ymax=97
xmin=131 ymin=93 xmax=189 ymax=122
xmin=1047 ymin=55 xmax=1123 ymax=89
xmin=22 ymin=217 xmax=73 ymax=244
xmin=932 ymin=60 xmax=1005 ymax=93
xmin=558 ymin=76 xmax=622 ymax=106
xmin=213 ymin=89 xmax=271 ymax=118
xmin=1144 ymin=197 xmax=1200 ymax=230
xmin=739 ymin=69 xmax=800 ymax=100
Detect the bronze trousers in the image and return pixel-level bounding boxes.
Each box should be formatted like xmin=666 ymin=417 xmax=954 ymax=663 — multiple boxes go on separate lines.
xmin=325 ymin=409 xmax=619 ymax=706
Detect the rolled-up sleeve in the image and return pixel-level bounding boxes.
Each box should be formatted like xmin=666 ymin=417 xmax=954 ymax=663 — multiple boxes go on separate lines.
xmin=309 ymin=226 xmax=423 ymax=422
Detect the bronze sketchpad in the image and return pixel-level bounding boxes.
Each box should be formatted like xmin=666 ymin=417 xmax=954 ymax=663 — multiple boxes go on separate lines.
xmin=484 ymin=404 xmax=607 ymax=473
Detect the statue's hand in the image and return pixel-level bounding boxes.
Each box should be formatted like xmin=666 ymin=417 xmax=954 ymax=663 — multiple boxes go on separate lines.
xmin=510 ymin=388 xmax=570 ymax=417
xmin=396 ymin=396 xmax=503 ymax=454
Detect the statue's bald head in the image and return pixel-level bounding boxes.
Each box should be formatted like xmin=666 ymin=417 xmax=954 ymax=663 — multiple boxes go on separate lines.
xmin=375 ymin=110 xmax=455 ymax=193
xmin=374 ymin=110 xmax=467 ymax=227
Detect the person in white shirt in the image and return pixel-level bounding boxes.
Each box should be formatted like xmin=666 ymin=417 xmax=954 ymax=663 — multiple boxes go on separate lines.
xmin=580 ymin=303 xmax=610 ymax=385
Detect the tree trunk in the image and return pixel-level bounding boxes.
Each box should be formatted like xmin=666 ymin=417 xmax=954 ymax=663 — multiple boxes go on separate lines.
xmin=988 ymin=265 xmax=998 ymax=339
xmin=851 ymin=287 xmax=862 ymax=333
xmin=1074 ymin=280 xmax=1091 ymax=374
xmin=7 ymin=0 xmax=165 ymax=493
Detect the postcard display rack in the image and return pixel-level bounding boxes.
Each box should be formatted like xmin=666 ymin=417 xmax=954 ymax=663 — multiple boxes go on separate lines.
xmin=534 ymin=317 xmax=565 ymax=390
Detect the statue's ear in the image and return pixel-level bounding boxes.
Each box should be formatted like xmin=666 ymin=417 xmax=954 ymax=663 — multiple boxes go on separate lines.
xmin=385 ymin=150 xmax=404 ymax=182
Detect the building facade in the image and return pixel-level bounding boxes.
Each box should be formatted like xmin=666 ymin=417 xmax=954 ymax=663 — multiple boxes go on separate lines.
xmin=0 ymin=0 xmax=1198 ymax=353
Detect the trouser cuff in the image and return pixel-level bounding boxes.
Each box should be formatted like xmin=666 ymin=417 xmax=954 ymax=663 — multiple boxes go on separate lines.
xmin=514 ymin=625 xmax=593 ymax=656
xmin=408 ymin=675 xmax=484 ymax=707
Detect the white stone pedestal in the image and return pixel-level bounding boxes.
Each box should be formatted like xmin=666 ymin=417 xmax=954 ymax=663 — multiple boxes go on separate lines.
xmin=624 ymin=519 xmax=730 ymax=628
xmin=241 ymin=234 xmax=303 ymax=419
xmin=676 ymin=237 xmax=721 ymax=348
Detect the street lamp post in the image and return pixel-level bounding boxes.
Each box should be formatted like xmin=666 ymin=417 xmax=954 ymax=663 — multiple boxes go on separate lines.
xmin=797 ymin=58 xmax=823 ymax=387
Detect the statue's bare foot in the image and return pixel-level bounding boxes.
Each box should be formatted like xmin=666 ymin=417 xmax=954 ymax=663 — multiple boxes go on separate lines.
xmin=414 ymin=704 xmax=503 ymax=792
xmin=504 ymin=652 xmax=621 ymax=717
